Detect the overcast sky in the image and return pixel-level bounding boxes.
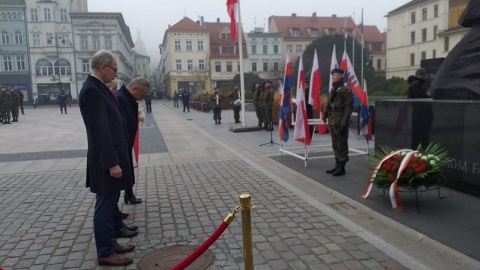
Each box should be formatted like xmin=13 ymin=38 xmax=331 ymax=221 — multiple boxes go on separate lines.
xmin=88 ymin=0 xmax=411 ymax=68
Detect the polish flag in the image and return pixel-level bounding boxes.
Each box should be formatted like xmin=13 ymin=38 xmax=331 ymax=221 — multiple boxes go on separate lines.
xmin=226 ymin=0 xmax=238 ymax=40
xmin=308 ymin=50 xmax=321 ymax=110
xmin=294 ymin=56 xmax=311 ymax=145
xmin=328 ymin=45 xmax=338 ymax=92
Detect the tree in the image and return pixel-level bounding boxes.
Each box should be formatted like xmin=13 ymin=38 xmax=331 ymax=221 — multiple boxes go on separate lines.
xmin=226 ymin=72 xmax=262 ymax=100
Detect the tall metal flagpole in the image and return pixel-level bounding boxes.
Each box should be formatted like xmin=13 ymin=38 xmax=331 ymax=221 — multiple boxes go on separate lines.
xmin=361 ymin=8 xmax=365 ymax=89
xmin=352 ymin=12 xmax=355 ymax=70
xmin=237 ymin=0 xmax=246 ymax=127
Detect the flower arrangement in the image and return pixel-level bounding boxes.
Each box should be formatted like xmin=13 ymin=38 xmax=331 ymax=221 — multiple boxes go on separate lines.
xmin=362 ymin=143 xmax=451 ymax=211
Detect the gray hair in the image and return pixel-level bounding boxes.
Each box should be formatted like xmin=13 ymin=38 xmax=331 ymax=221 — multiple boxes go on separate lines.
xmin=128 ymin=77 xmax=150 ymax=91
xmin=91 ymin=50 xmax=116 ymax=70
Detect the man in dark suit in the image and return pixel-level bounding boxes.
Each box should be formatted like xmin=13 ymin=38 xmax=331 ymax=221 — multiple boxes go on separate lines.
xmin=79 ymin=50 xmax=135 ymax=266
xmin=182 ymin=89 xmax=190 ymax=112
xmin=115 ymin=78 xmax=150 ymax=206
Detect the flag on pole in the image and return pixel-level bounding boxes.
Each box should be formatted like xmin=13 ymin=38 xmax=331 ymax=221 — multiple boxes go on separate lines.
xmin=308 ymin=50 xmax=321 ymax=110
xmin=294 ymin=56 xmax=311 ymax=145
xmin=279 ymin=54 xmax=292 ymax=142
xmin=340 ymin=49 xmax=365 ymax=106
xmin=132 ymin=120 xmax=140 ymax=168
xmin=226 ymin=0 xmax=238 ymax=40
xmin=328 ymin=45 xmax=338 ymax=92
xmin=359 ymin=80 xmax=372 ymax=141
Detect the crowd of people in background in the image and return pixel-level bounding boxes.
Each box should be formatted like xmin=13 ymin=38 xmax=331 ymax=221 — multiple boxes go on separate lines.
xmin=0 ymin=86 xmax=24 ymax=124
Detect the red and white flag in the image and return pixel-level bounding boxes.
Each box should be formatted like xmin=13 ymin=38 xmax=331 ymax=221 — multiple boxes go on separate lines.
xmin=359 ymin=80 xmax=372 ymax=141
xmin=294 ymin=56 xmax=311 ymax=145
xmin=132 ymin=120 xmax=139 ymax=168
xmin=226 ymin=0 xmax=238 ymax=40
xmin=340 ymin=49 xmax=367 ymax=106
xmin=308 ymin=50 xmax=321 ymax=110
xmin=328 ymin=45 xmax=338 ymax=92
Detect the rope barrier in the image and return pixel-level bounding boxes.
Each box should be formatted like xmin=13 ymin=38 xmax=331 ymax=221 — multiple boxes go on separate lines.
xmin=170 ymin=207 xmax=239 ymax=270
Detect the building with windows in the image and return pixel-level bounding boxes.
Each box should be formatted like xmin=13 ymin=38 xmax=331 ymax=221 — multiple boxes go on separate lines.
xmin=71 ymin=12 xmax=135 ymax=92
xmin=386 ymin=0 xmax=468 ymax=79
xmin=0 ymin=0 xmax=31 ymax=102
xmin=134 ymin=52 xmax=150 ymax=80
xmin=159 ymin=17 xmax=211 ymax=98
xmin=246 ymin=28 xmax=283 ymax=80
xmin=25 ymin=0 xmax=87 ymax=104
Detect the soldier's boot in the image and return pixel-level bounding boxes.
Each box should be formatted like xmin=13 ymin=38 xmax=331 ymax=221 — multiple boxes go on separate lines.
xmin=326 ymin=159 xmax=340 ymax=174
xmin=262 ymin=122 xmax=268 ymax=130
xmin=215 ymin=119 xmax=218 ymax=124
xmin=266 ymin=122 xmax=274 ymax=131
xmin=258 ymin=121 xmax=262 ymax=127
xmin=332 ymin=161 xmax=346 ymax=176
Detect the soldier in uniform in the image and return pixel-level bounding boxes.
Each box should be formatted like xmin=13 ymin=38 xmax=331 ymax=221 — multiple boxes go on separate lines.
xmin=0 ymin=87 xmax=12 ymax=124
xmin=230 ymin=85 xmax=241 ymax=123
xmin=262 ymin=80 xmax=275 ymax=131
xmin=252 ymin=82 xmax=263 ymax=127
xmin=258 ymin=82 xmax=267 ymax=129
xmin=210 ymin=87 xmax=222 ymax=124
xmin=324 ymin=68 xmax=353 ymax=176
xmin=10 ymin=88 xmax=20 ymax=122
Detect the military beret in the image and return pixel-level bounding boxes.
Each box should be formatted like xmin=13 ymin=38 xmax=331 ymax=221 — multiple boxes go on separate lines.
xmin=415 ymin=68 xmax=427 ymax=76
xmin=330 ymin=68 xmax=345 ymax=75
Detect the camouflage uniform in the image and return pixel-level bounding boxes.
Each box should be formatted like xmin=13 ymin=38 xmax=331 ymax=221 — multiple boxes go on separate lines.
xmin=252 ymin=84 xmax=263 ymax=127
xmin=262 ymin=85 xmax=275 ymax=131
xmin=10 ymin=89 xmax=20 ymax=122
xmin=210 ymin=91 xmax=222 ymax=124
xmin=0 ymin=88 xmax=12 ymax=124
xmin=326 ymin=83 xmax=353 ymax=162
xmin=258 ymin=87 xmax=266 ymax=128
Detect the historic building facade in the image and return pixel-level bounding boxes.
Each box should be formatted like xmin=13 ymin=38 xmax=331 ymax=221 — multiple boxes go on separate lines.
xmin=246 ymin=28 xmax=283 ymax=80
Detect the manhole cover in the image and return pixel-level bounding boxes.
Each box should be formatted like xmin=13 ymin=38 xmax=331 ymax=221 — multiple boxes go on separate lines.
xmin=138 ymin=245 xmax=214 ymax=270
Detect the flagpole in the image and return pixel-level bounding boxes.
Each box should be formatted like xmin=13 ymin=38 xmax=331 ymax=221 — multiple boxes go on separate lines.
xmin=343 ymin=16 xmax=347 ymax=50
xmin=361 ymin=8 xmax=364 ymax=89
xmin=237 ymin=0 xmax=246 ymax=127
xmin=352 ymin=12 xmax=355 ymax=71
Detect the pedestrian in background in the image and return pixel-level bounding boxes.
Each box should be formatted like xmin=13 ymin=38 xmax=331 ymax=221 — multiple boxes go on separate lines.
xmin=211 ymin=87 xmax=222 ymax=124
xmin=144 ymin=91 xmax=152 ymax=113
xmin=173 ymin=91 xmax=179 ymax=107
xmin=182 ymin=89 xmax=190 ymax=112
xmin=17 ymin=89 xmax=24 ymax=115
xmin=58 ymin=91 xmax=68 ymax=114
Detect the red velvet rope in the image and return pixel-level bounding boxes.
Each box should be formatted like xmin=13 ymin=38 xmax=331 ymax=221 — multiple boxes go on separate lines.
xmin=170 ymin=220 xmax=230 ymax=270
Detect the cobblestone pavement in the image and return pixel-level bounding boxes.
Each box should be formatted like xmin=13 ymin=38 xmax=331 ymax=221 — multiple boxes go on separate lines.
xmin=0 ymin=101 xmax=476 ymax=269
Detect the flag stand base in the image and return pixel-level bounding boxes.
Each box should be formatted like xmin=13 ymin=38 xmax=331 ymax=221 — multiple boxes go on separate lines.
xmin=259 ymin=122 xmax=279 ymax=146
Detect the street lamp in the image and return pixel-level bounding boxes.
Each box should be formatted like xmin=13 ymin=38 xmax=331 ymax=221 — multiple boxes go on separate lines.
xmin=47 ymin=33 xmax=66 ymax=93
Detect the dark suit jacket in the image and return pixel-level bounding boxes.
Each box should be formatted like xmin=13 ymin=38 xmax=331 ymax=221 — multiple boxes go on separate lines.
xmin=79 ymin=75 xmax=133 ymax=194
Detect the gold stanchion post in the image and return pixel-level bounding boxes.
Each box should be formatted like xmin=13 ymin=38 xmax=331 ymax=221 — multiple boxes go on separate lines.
xmin=240 ymin=194 xmax=254 ymax=270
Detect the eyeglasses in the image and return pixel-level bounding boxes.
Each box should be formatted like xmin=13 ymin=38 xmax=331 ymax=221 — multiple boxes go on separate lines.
xmin=104 ymin=65 xmax=118 ymax=73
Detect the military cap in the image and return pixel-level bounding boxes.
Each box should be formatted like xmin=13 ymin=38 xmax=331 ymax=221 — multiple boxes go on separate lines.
xmin=330 ymin=68 xmax=345 ymax=75
xmin=415 ymin=68 xmax=427 ymax=76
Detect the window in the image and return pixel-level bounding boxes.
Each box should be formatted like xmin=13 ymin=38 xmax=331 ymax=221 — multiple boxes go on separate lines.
xmin=187 ymin=60 xmax=193 ymax=70
xmin=44 ymin=8 xmax=51 ymax=21
xmin=376 ymin=59 xmax=382 ymax=70
xmin=287 ymin=44 xmax=292 ymax=53
xmin=197 ymin=40 xmax=203 ymax=51
xmin=226 ymin=61 xmax=232 ymax=72
xmin=410 ymin=53 xmax=415 ymax=66
xmin=92 ymin=36 xmax=100 ymax=50
xmin=31 ymin=8 xmax=38 ymax=22
xmin=2 ymin=31 xmax=9 ymax=45
xmin=263 ymin=45 xmax=267 ymax=54
xmin=215 ymin=62 xmax=221 ymax=72
xmin=176 ymin=59 xmax=182 ymax=70
xmin=422 ymin=8 xmax=427 ymax=21
xmin=433 ymin=49 xmax=436 ymax=58
xmin=33 ymin=33 xmax=40 ymax=46
xmin=252 ymin=62 xmax=257 ymax=71
xmin=296 ymin=44 xmax=302 ymax=54
xmin=186 ymin=41 xmax=192 ymax=51
xmin=433 ymin=26 xmax=438 ymax=40
xmin=3 ymin=56 xmax=13 ymax=71
xmin=422 ymin=28 xmax=427 ymax=42
xmin=80 ymin=36 xmax=88 ymax=50
xmin=105 ymin=36 xmax=112 ymax=50
xmin=143 ymin=64 xmax=146 ymax=70
xmin=251 ymin=45 xmax=256 ymax=54
xmin=199 ymin=59 xmax=205 ymax=70
xmin=292 ymin=29 xmax=300 ymax=36
xmin=60 ymin=9 xmax=68 ymax=22
xmin=174 ymin=40 xmax=181 ymax=50
xmin=55 ymin=59 xmax=71 ymax=76
xmin=15 ymin=31 xmax=22 ymax=45
xmin=16 ymin=55 xmax=26 ymax=71
xmin=273 ymin=62 xmax=279 ymax=71
xmin=263 ymin=62 xmax=268 ymax=71
xmin=221 ymin=46 xmax=235 ymax=54
xmin=82 ymin=59 xmax=90 ymax=72
xmin=444 ymin=36 xmax=449 ymax=51
xmin=328 ymin=28 xmax=336 ymax=35
xmin=410 ymin=31 xmax=415 ymax=44
xmin=273 ymin=45 xmax=278 ymax=54
xmin=311 ymin=28 xmax=318 ymax=36
xmin=411 ymin=12 xmax=416 ymax=24
xmin=220 ymin=33 xmax=231 ymax=39
xmin=434 ymin=4 xmax=439 ymax=17
xmin=35 ymin=59 xmax=53 ymax=76
xmin=421 ymin=51 xmax=426 ymax=60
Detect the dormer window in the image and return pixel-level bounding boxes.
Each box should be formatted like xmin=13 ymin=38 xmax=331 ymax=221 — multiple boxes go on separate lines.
xmin=311 ymin=28 xmax=318 ymax=37
xmin=292 ymin=28 xmax=300 ymax=36
xmin=220 ymin=32 xmax=231 ymax=39
xmin=328 ymin=28 xmax=336 ymax=36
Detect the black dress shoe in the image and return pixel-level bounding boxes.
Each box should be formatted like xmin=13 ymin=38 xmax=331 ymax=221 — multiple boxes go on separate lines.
xmin=124 ymin=195 xmax=142 ymax=204
xmin=122 ymin=221 xmax=138 ymax=231
xmin=120 ymin=212 xmax=129 ymax=220
xmin=114 ymin=228 xmax=139 ymax=238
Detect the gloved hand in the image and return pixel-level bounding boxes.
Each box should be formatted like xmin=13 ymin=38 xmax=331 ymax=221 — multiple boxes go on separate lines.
xmin=339 ymin=126 xmax=348 ymax=136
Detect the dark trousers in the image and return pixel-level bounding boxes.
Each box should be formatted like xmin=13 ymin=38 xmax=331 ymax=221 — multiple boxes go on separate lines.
xmin=174 ymin=100 xmax=179 ymax=107
xmin=183 ymin=101 xmax=189 ymax=112
xmin=94 ymin=193 xmax=118 ymax=257
xmin=60 ymin=104 xmax=67 ymax=114
xmin=329 ymin=125 xmax=349 ymax=162
xmin=233 ymin=106 xmax=241 ymax=122
xmin=213 ymin=107 xmax=222 ymax=122
xmin=146 ymin=102 xmax=152 ymax=113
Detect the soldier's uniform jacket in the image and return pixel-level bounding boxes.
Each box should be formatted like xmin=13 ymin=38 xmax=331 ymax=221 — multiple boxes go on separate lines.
xmin=10 ymin=91 xmax=19 ymax=107
xmin=258 ymin=89 xmax=266 ymax=108
xmin=0 ymin=91 xmax=12 ymax=108
xmin=262 ymin=87 xmax=275 ymax=109
xmin=210 ymin=93 xmax=222 ymax=109
xmin=327 ymin=85 xmax=353 ymax=127
xmin=253 ymin=87 xmax=262 ymax=106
